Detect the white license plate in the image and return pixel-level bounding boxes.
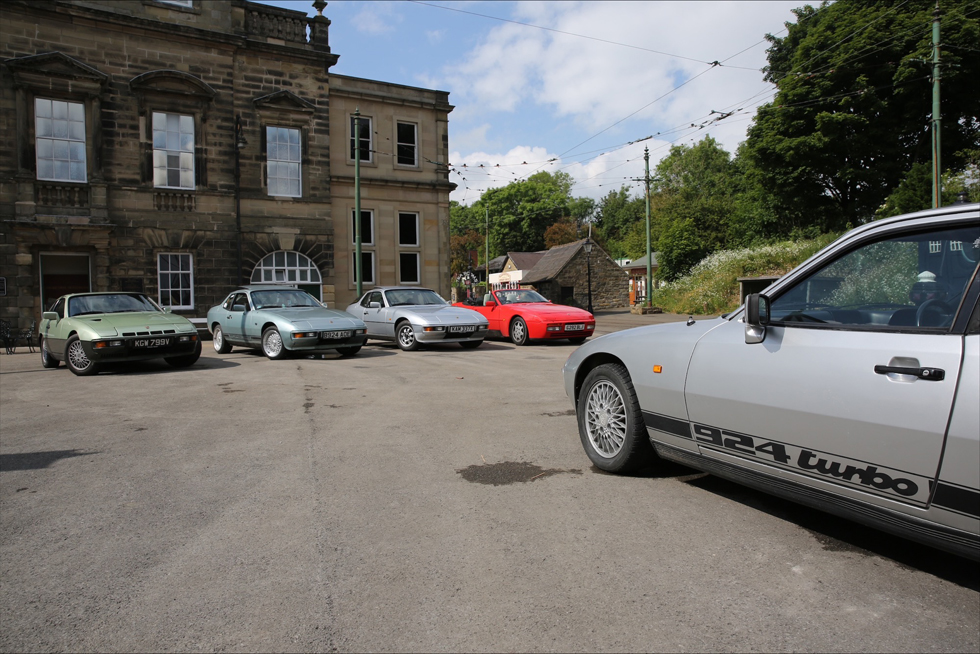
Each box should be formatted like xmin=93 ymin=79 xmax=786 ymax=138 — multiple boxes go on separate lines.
xmin=449 ymin=325 xmax=476 ymax=333
xmin=321 ymin=330 xmax=352 ymax=339
xmin=565 ymin=323 xmax=585 ymax=331
xmin=133 ymin=337 xmax=171 ymax=348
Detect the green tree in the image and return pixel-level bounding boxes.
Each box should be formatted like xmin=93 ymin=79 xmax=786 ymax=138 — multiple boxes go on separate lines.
xmin=594 ymin=187 xmax=644 ymax=258
xmin=543 ymin=217 xmax=580 ymax=249
xmin=479 ymin=171 xmax=576 ymax=254
xmin=742 ymin=0 xmax=980 ymax=229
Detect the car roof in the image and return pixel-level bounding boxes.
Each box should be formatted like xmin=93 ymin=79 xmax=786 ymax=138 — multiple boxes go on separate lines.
xmin=373 ymin=286 xmax=436 ymax=293
xmin=235 ymin=285 xmax=309 ymax=292
xmin=59 ymin=291 xmax=148 ymax=298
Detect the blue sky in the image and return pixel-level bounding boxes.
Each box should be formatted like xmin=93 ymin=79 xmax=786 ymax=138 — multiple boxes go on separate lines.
xmin=264 ymin=1 xmax=804 ymax=204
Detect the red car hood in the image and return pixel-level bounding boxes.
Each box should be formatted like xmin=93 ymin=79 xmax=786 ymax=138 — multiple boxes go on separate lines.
xmin=512 ymin=303 xmax=593 ymax=321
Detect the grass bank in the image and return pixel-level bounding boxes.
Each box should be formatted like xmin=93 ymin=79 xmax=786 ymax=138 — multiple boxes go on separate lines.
xmin=649 ymin=233 xmax=841 ymax=315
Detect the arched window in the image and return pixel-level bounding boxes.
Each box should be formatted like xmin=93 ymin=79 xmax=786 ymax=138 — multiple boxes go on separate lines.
xmin=250 ymin=251 xmax=322 ymax=299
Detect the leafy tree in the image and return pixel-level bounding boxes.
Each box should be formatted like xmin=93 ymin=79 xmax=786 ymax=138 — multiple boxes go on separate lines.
xmin=543 ymin=218 xmax=580 ymax=249
xmin=742 ymin=0 xmax=980 ymax=229
xmin=478 ymin=171 xmax=576 ymax=255
xmin=450 ymin=230 xmax=484 ymax=278
xmin=594 ymin=187 xmax=644 ymax=258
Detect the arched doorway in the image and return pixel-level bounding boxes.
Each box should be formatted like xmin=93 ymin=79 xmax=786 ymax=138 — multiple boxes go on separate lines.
xmin=250 ymin=250 xmax=322 ymax=300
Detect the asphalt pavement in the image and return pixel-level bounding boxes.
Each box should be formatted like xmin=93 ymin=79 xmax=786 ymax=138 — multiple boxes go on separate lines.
xmin=1 ymin=313 xmax=977 ymax=653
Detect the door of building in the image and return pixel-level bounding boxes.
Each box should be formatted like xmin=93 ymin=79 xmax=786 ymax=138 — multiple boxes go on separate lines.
xmin=40 ymin=253 xmax=91 ymax=310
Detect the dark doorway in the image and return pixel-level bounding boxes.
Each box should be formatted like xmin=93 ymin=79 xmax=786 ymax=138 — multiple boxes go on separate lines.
xmin=40 ymin=253 xmax=90 ymax=309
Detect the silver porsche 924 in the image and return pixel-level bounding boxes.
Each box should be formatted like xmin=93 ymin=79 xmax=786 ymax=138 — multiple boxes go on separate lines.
xmin=207 ymin=286 xmax=367 ymax=359
xmin=347 ymin=287 xmax=489 ymax=351
xmin=563 ymin=203 xmax=980 ymax=560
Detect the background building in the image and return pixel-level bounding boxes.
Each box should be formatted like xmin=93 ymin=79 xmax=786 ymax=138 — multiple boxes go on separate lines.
xmin=0 ymin=0 xmax=455 ymax=333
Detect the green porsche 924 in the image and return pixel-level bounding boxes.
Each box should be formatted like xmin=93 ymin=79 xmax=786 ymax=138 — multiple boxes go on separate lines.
xmin=38 ymin=292 xmax=202 ymax=376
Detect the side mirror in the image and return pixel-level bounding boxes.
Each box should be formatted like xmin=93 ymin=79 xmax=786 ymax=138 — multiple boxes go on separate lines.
xmin=42 ymin=311 xmax=59 ymax=321
xmin=744 ymin=293 xmax=770 ymax=344
xmin=232 ymin=304 xmax=246 ymax=312
xmin=163 ymin=307 xmax=173 ymax=313
xmin=369 ymin=301 xmax=381 ymax=309
xmin=484 ymin=301 xmax=497 ymax=308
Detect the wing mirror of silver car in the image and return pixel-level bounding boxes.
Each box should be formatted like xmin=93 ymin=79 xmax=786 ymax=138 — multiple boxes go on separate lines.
xmin=369 ymin=301 xmax=381 ymax=309
xmin=744 ymin=293 xmax=770 ymax=344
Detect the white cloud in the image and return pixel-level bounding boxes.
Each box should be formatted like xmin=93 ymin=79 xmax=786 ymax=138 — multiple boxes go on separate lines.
xmin=352 ymin=1 xmax=403 ymax=35
xmin=425 ymin=29 xmax=445 ymax=44
xmin=440 ymin=0 xmax=800 ymax=202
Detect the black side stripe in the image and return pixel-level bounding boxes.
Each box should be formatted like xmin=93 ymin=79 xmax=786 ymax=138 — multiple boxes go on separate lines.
xmin=933 ymin=483 xmax=980 ymax=518
xmin=643 ymin=412 xmax=691 ymax=439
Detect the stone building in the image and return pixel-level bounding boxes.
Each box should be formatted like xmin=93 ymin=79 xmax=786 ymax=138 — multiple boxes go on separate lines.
xmin=0 ymin=0 xmax=455 ymax=334
xmin=521 ymin=239 xmax=628 ymax=310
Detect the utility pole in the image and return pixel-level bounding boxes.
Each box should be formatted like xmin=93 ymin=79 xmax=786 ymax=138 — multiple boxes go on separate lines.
xmin=354 ymin=108 xmax=363 ymax=298
xmin=931 ymin=1 xmax=942 ymax=208
xmin=484 ymin=205 xmax=489 ymax=295
xmin=644 ymin=147 xmax=652 ymax=308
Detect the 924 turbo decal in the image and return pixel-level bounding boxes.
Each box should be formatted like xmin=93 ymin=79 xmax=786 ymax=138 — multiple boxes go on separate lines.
xmin=641 ymin=411 xmax=931 ymax=505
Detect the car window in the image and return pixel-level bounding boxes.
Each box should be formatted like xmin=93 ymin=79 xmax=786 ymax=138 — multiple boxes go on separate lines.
xmin=251 ymin=289 xmax=319 ymax=309
xmin=770 ymin=224 xmax=980 ymax=331
xmin=386 ymin=289 xmax=446 ymax=306
xmin=68 ymin=293 xmax=159 ymax=317
xmin=51 ymin=297 xmax=66 ymax=317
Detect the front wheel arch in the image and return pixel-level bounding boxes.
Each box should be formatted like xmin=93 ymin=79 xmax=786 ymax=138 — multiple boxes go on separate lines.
xmin=574 ymin=352 xmax=628 ymax=404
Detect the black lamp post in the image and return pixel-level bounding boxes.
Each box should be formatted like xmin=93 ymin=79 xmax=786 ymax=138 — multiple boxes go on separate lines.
xmin=583 ymin=238 xmax=594 ymax=314
xmin=234 ymin=114 xmax=248 ymax=285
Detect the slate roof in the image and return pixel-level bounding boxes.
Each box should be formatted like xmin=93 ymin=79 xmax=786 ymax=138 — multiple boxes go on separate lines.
xmin=623 ymin=253 xmax=659 ymax=270
xmin=475 ymin=255 xmax=507 ymax=273
xmin=522 ymin=239 xmax=589 ymax=284
xmin=506 ymin=251 xmax=546 ymax=271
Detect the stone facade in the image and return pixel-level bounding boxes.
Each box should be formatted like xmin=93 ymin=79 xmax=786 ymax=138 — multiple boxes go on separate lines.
xmin=0 ymin=0 xmax=454 ymax=332
xmin=534 ymin=248 xmax=629 ymax=311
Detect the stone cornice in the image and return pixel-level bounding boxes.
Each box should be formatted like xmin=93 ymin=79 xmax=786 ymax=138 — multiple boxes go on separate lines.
xmin=330 ymin=176 xmax=457 ymax=192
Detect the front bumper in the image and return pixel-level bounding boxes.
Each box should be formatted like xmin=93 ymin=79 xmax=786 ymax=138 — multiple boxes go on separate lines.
xmin=415 ymin=325 xmax=488 ymax=343
xmin=287 ymin=330 xmax=369 ymax=352
xmin=82 ymin=334 xmax=199 ymax=361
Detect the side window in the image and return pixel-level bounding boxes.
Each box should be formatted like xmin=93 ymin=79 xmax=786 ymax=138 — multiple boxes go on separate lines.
xmin=152 ymin=112 xmax=195 ymax=189
xmin=770 ymin=225 xmax=980 ymax=331
xmin=352 ymin=209 xmax=374 ymax=246
xmin=266 ymin=126 xmax=301 ymax=197
xmin=222 ymin=295 xmax=235 ymax=310
xmin=52 ymin=297 xmax=66 ymax=317
xmin=371 ymin=291 xmax=384 ymax=306
xmin=35 ymin=98 xmax=87 ymax=182
xmin=396 ymin=122 xmax=417 ymax=167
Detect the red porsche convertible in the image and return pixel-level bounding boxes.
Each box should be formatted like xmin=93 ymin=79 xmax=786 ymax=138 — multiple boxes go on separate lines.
xmin=454 ymin=288 xmax=595 ymax=345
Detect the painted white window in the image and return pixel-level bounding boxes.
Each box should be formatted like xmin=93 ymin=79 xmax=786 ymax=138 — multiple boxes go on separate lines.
xmin=399 ymin=252 xmax=420 ymax=285
xmin=158 ymin=253 xmax=194 ymax=309
xmin=396 ymin=122 xmax=417 ymax=166
xmin=251 ymin=251 xmax=322 ymax=284
xmin=929 ymin=241 xmax=942 ymax=254
xmin=351 ymin=209 xmax=374 ymax=246
xmin=266 ymin=126 xmax=301 ymax=197
xmin=352 ymin=251 xmax=375 ymax=286
xmin=159 ymin=0 xmax=193 ymax=6
xmin=35 ymin=98 xmax=86 ymax=182
xmin=152 ymin=112 xmax=194 ymax=189
xmin=349 ymin=115 xmax=372 ymax=162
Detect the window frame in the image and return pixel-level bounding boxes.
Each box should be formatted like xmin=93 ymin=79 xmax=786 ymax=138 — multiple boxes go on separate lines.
xmin=265 ymin=125 xmax=303 ymax=198
xmin=152 ymin=111 xmax=196 ymax=190
xmin=395 ymin=121 xmax=418 ymax=168
xmin=398 ymin=251 xmax=421 ymax=285
xmin=250 ymin=250 xmax=322 ymax=286
xmin=349 ymin=114 xmax=373 ymax=164
xmin=351 ymin=209 xmax=375 ymax=246
xmin=156 ymin=252 xmax=195 ymax=310
xmin=34 ymin=97 xmax=88 ymax=183
xmin=352 ymin=250 xmax=376 ymax=286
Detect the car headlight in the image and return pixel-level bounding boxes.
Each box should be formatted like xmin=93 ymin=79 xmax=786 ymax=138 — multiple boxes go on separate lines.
xmin=547 ymin=324 xmax=561 ymax=332
xmin=423 ymin=326 xmax=446 ymax=332
xmin=94 ymin=340 xmax=124 ymax=348
xmin=292 ymin=332 xmax=317 ymax=339
xmin=178 ymin=334 xmax=198 ymax=342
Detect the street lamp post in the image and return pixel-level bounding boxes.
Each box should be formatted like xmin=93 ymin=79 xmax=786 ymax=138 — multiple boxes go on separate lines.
xmin=583 ymin=238 xmax=594 ymax=314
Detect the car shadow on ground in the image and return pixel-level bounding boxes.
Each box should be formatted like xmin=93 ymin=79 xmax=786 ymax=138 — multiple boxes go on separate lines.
xmin=92 ymin=357 xmax=241 ymax=375
xmin=0 ymin=449 xmax=97 ymax=472
xmin=230 ymin=347 xmax=398 ymax=360
xmin=683 ymin=472 xmax=980 ymax=590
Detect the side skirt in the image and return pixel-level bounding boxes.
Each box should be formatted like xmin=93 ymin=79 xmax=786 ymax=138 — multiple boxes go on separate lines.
xmin=653 ymin=442 xmax=980 ymax=561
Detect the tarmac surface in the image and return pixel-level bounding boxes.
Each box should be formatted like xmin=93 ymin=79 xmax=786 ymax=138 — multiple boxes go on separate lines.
xmin=1 ymin=309 xmax=977 ymax=652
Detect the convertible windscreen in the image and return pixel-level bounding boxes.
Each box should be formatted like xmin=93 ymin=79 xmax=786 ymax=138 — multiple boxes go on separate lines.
xmin=385 ymin=289 xmax=447 ymax=306
xmin=68 ymin=294 xmax=161 ymax=316
xmin=496 ymin=290 xmax=548 ymax=304
xmin=770 ymin=225 xmax=980 ymax=329
xmin=251 ymin=290 xmax=321 ymax=309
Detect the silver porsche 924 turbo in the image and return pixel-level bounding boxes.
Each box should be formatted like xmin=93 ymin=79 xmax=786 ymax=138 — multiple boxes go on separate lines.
xmin=347 ymin=287 xmax=489 ymax=351
xmin=563 ymin=203 xmax=980 ymax=560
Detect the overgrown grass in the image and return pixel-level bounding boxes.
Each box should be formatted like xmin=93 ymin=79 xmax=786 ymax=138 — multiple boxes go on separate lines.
xmin=650 ymin=233 xmax=842 ymax=315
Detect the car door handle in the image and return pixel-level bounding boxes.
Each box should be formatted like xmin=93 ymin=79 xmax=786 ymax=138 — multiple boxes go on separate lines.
xmin=874 ymin=365 xmax=945 ymax=381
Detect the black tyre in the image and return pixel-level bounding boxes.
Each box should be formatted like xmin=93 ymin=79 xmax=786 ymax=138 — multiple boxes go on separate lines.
xmin=568 ymin=336 xmax=587 ymax=345
xmin=261 ymin=327 xmax=289 ymax=360
xmin=396 ymin=321 xmax=420 ymax=351
xmin=40 ymin=337 xmax=60 ymax=368
xmin=337 ymin=345 xmax=361 ymax=357
xmin=510 ymin=317 xmax=529 ymax=346
xmin=166 ymin=340 xmax=202 ymax=368
xmin=65 ymin=334 xmax=99 ymax=376
xmin=576 ymin=363 xmax=655 ymax=473
xmin=459 ymin=339 xmax=483 ymax=349
xmin=212 ymin=324 xmax=232 ymax=354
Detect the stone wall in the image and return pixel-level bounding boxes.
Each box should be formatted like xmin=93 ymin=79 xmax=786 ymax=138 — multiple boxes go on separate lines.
xmin=537 ymin=249 xmax=629 ymax=311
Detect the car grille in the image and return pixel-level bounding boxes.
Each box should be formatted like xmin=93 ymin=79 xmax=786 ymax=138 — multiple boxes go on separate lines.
xmin=120 ymin=329 xmax=177 ymax=336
